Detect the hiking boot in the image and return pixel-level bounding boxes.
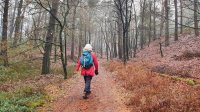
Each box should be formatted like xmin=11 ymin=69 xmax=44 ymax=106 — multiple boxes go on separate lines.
xmin=83 ymin=92 xmax=88 ymax=99
xmin=87 ymin=91 xmax=91 ymax=95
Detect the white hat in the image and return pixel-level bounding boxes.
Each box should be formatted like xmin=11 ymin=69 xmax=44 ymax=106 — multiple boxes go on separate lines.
xmin=83 ymin=44 xmax=93 ymax=52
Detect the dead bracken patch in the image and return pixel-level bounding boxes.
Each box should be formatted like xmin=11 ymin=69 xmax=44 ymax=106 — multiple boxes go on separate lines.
xmin=173 ymin=51 xmax=200 ymax=61
xmin=107 ymin=60 xmax=200 ymax=112
xmin=151 ymin=64 xmax=191 ymax=77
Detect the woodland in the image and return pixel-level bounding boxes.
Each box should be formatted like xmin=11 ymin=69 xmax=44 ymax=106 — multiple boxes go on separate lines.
xmin=0 ymin=0 xmax=200 ymax=111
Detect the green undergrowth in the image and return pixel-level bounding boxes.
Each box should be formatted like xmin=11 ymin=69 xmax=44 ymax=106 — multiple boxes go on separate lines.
xmin=171 ymin=76 xmax=199 ymax=86
xmin=51 ymin=65 xmax=76 ymax=78
xmin=158 ymin=73 xmax=199 ymax=86
xmin=0 ymin=60 xmax=41 ymax=84
xmin=0 ymin=86 xmax=49 ymax=112
xmin=8 ymin=42 xmax=34 ymax=57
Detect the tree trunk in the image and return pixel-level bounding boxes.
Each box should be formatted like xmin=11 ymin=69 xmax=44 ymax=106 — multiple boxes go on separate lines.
xmin=153 ymin=0 xmax=156 ymax=40
xmin=13 ymin=0 xmax=23 ymax=46
xmin=114 ymin=23 xmax=117 ymax=58
xmin=148 ymin=1 xmax=152 ymax=46
xmin=54 ymin=28 xmax=57 ymax=63
xmin=160 ymin=0 xmax=165 ymax=37
xmin=84 ymin=24 xmax=87 ymax=45
xmin=179 ymin=0 xmax=183 ymax=34
xmin=140 ymin=0 xmax=146 ymax=49
xmin=117 ymin=15 xmax=123 ymax=59
xmin=42 ymin=1 xmax=59 ymax=74
xmin=133 ymin=3 xmax=138 ymax=57
xmin=194 ymin=0 xmax=199 ymax=36
xmin=78 ymin=19 xmax=83 ymax=58
xmin=100 ymin=34 xmax=103 ymax=58
xmin=71 ymin=7 xmax=77 ymax=61
xmin=165 ymin=0 xmax=169 ymax=46
xmin=9 ymin=0 xmax=18 ymax=39
xmin=174 ymin=0 xmax=178 ymax=41
xmin=1 ymin=0 xmax=9 ymax=66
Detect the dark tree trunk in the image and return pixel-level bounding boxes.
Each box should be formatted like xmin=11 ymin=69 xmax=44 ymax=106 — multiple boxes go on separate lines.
xmin=100 ymin=35 xmax=103 ymax=58
xmin=174 ymin=0 xmax=178 ymax=41
xmin=160 ymin=0 xmax=165 ymax=37
xmin=165 ymin=0 xmax=169 ymax=46
xmin=153 ymin=0 xmax=156 ymax=40
xmin=33 ymin=8 xmax=42 ymax=46
xmin=71 ymin=7 xmax=77 ymax=61
xmin=13 ymin=0 xmax=23 ymax=46
xmin=194 ymin=0 xmax=199 ymax=36
xmin=114 ymin=23 xmax=117 ymax=58
xmin=179 ymin=0 xmax=183 ymax=34
xmin=78 ymin=19 xmax=83 ymax=58
xmin=133 ymin=3 xmax=138 ymax=57
xmin=54 ymin=28 xmax=58 ymax=63
xmin=117 ymin=16 xmax=123 ymax=59
xmin=148 ymin=1 xmax=152 ymax=46
xmin=106 ymin=44 xmax=109 ymax=60
xmin=84 ymin=24 xmax=87 ymax=45
xmin=42 ymin=1 xmax=59 ymax=74
xmin=1 ymin=0 xmax=9 ymax=66
xmin=9 ymin=0 xmax=18 ymax=39
xmin=140 ymin=0 xmax=146 ymax=49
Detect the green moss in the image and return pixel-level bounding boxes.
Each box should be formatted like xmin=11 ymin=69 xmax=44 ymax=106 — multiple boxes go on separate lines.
xmin=185 ymin=79 xmax=198 ymax=86
xmin=0 ymin=86 xmax=48 ymax=112
xmin=171 ymin=76 xmax=199 ymax=86
xmin=0 ymin=60 xmax=41 ymax=84
xmin=26 ymin=98 xmax=45 ymax=108
xmin=171 ymin=76 xmax=182 ymax=81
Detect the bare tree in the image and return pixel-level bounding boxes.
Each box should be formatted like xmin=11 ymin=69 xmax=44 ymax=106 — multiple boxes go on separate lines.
xmin=114 ymin=0 xmax=134 ymax=64
xmin=9 ymin=0 xmax=18 ymax=39
xmin=194 ymin=0 xmax=199 ymax=36
xmin=164 ymin=0 xmax=169 ymax=46
xmin=71 ymin=0 xmax=80 ymax=60
xmin=1 ymin=0 xmax=9 ymax=66
xmin=140 ymin=0 xmax=146 ymax=49
xmin=153 ymin=0 xmax=156 ymax=40
xmin=148 ymin=1 xmax=152 ymax=45
xmin=13 ymin=0 xmax=23 ymax=46
xmin=174 ymin=0 xmax=178 ymax=41
xmin=133 ymin=2 xmax=138 ymax=57
xmin=41 ymin=0 xmax=59 ymax=74
xmin=179 ymin=0 xmax=183 ymax=34
xmin=36 ymin=0 xmax=71 ymax=79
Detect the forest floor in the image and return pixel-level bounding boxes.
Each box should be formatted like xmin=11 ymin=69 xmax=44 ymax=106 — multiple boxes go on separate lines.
xmin=106 ymin=34 xmax=200 ymax=111
xmin=1 ymin=34 xmax=200 ymax=112
xmin=38 ymin=34 xmax=200 ymax=112
xmin=38 ymin=61 xmax=131 ymax=112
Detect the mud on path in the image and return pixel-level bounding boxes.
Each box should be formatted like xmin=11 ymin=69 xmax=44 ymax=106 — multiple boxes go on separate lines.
xmin=51 ymin=63 xmax=130 ymax=112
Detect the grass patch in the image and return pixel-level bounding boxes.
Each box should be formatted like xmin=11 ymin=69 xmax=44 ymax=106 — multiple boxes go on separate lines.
xmin=51 ymin=65 xmax=76 ymax=78
xmin=0 ymin=86 xmax=48 ymax=112
xmin=171 ymin=76 xmax=199 ymax=86
xmin=0 ymin=60 xmax=41 ymax=84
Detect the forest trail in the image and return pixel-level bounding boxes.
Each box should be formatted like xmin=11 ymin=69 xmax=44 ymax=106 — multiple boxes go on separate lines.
xmin=51 ymin=61 xmax=130 ymax=112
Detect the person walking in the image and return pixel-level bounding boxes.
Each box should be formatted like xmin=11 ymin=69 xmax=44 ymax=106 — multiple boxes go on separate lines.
xmin=76 ymin=44 xmax=99 ymax=99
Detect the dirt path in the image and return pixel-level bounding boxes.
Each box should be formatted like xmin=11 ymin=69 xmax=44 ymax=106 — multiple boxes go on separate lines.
xmin=51 ymin=63 xmax=130 ymax=112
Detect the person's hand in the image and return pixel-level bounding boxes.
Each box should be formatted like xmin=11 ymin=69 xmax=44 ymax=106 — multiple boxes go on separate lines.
xmin=95 ymin=70 xmax=98 ymax=75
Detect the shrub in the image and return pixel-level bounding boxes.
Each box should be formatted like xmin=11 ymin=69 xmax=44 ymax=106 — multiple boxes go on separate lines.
xmin=0 ymin=86 xmax=47 ymax=112
xmin=174 ymin=51 xmax=200 ymax=61
xmin=107 ymin=60 xmax=200 ymax=112
xmin=0 ymin=60 xmax=41 ymax=84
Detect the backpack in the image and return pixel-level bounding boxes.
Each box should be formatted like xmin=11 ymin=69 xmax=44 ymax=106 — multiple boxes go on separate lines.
xmin=80 ymin=51 xmax=93 ymax=69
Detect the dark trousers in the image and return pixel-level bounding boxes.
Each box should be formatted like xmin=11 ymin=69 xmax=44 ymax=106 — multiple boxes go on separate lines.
xmin=84 ymin=76 xmax=92 ymax=93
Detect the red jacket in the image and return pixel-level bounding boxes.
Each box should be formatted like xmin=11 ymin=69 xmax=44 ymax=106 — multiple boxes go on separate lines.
xmin=76 ymin=53 xmax=98 ymax=76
